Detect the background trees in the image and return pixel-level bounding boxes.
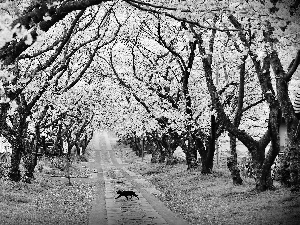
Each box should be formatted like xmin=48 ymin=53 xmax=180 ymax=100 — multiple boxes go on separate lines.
xmin=0 ymin=0 xmax=299 ymax=191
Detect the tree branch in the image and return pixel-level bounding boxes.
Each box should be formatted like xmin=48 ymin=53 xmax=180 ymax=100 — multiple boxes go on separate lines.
xmin=125 ymin=0 xmax=240 ymax=32
xmin=242 ymin=98 xmax=266 ymax=113
xmin=110 ymin=45 xmax=153 ymax=116
xmin=0 ymin=0 xmax=111 ymax=65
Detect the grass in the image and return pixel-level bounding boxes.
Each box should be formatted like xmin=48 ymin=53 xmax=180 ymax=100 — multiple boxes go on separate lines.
xmin=0 ymin=154 xmax=97 ymax=225
xmin=113 ymin=142 xmax=300 ymax=225
xmin=2 ymin=138 xmax=298 ymax=225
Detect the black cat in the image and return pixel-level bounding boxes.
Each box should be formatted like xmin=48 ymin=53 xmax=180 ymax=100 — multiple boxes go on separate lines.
xmin=115 ymin=190 xmax=139 ymax=200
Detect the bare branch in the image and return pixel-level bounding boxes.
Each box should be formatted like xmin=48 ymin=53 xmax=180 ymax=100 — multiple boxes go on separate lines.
xmin=18 ymin=39 xmax=62 ymax=60
xmin=217 ymin=81 xmax=239 ymax=96
xmin=242 ymin=98 xmax=266 ymax=113
xmin=157 ymin=17 xmax=187 ymax=72
xmin=125 ymin=0 xmax=240 ymax=32
xmin=31 ymin=10 xmax=86 ymax=76
xmin=61 ymin=21 xmax=120 ymax=92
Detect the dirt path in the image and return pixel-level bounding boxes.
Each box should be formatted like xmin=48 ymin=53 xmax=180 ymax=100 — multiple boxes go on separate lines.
xmin=88 ymin=131 xmax=191 ymax=225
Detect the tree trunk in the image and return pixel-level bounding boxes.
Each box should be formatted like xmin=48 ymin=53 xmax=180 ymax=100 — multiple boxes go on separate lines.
xmin=269 ymin=51 xmax=300 ymax=191
xmin=145 ymin=140 xmax=153 ymax=154
xmin=34 ymin=125 xmax=40 ymax=165
xmin=157 ymin=141 xmax=165 ymax=163
xmin=137 ymin=137 xmax=143 ymax=157
xmin=164 ymin=139 xmax=178 ymax=165
xmin=73 ymin=140 xmax=82 ymax=156
xmin=81 ymin=132 xmax=93 ymax=155
xmin=256 ymin=106 xmax=281 ymax=191
xmin=66 ymin=145 xmax=73 ymax=186
xmin=23 ymin=151 xmax=35 ymax=183
xmin=193 ymin=117 xmax=218 ymax=174
xmin=250 ymin=143 xmax=277 ymax=191
xmin=193 ymin=135 xmax=206 ymax=172
xmin=81 ymin=135 xmax=88 ymax=155
xmin=59 ymin=133 xmax=64 ymax=156
xmin=41 ymin=136 xmax=46 ymax=155
xmin=289 ymin=142 xmax=300 ymax=191
xmin=192 ymin=131 xmax=211 ymax=173
xmin=150 ymin=143 xmax=160 ymax=163
xmin=200 ymin=139 xmax=215 ymax=174
xmin=53 ymin=122 xmax=63 ymax=156
xmin=134 ymin=136 xmax=141 ymax=157
xmin=8 ymin=108 xmax=29 ymax=182
xmin=181 ymin=136 xmax=198 ymax=170
xmin=165 ymin=149 xmax=175 ymax=165
xmin=227 ymin=134 xmax=243 ymax=185
xmin=226 ymin=56 xmax=246 ymax=185
xmin=9 ymin=141 xmax=22 ymax=182
xmin=162 ymin=134 xmax=175 ymax=165
xmin=131 ymin=135 xmax=140 ymax=156
xmin=203 ymin=115 xmax=217 ymax=173
xmin=23 ymin=130 xmax=40 ymax=183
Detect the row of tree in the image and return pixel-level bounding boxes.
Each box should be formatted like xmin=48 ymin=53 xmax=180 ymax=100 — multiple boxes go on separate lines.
xmin=97 ymin=1 xmax=300 ymax=192
xmin=0 ymin=0 xmax=299 ymax=192
xmin=0 ymin=0 xmax=116 ymax=182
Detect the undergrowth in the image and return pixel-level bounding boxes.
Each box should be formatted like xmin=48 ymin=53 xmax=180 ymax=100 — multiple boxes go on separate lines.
xmin=0 ymin=149 xmax=97 ymax=225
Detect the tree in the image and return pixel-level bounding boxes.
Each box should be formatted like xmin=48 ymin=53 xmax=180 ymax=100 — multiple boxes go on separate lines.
xmin=118 ymin=0 xmax=300 ymax=190
xmin=1 ymin=0 xmax=299 ymax=191
xmin=0 ymin=2 xmax=120 ymax=182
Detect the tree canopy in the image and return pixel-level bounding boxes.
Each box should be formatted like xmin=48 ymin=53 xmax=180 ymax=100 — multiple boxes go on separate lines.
xmin=0 ymin=0 xmax=300 ymax=191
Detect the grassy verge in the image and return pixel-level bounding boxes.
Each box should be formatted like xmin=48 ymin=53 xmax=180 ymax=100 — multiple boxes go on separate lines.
xmin=113 ymin=143 xmax=300 ymax=225
xmin=0 ymin=155 xmax=97 ymax=225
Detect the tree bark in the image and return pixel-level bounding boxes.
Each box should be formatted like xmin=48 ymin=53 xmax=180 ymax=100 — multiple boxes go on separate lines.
xmin=41 ymin=135 xmax=46 ymax=155
xmin=267 ymin=50 xmax=300 ymax=191
xmin=193 ymin=128 xmax=218 ymax=174
xmin=226 ymin=56 xmax=247 ymax=185
xmin=8 ymin=101 xmax=29 ymax=182
xmin=181 ymin=136 xmax=198 ymax=170
xmin=205 ymin=115 xmax=217 ymax=173
xmin=23 ymin=125 xmax=41 ymax=183
xmin=81 ymin=131 xmax=93 ymax=155
xmin=157 ymin=140 xmax=166 ymax=163
xmin=9 ymin=141 xmax=23 ymax=182
xmin=227 ymin=134 xmax=243 ymax=185
xmin=53 ymin=122 xmax=63 ymax=156
xmin=273 ymin=62 xmax=300 ymax=190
